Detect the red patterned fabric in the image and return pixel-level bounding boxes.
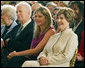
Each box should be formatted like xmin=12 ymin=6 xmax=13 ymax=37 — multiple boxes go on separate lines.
xmin=78 ymin=30 xmax=84 ymax=57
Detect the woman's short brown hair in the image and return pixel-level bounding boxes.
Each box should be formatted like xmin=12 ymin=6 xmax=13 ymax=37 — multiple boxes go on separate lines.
xmin=56 ymin=7 xmax=75 ymax=26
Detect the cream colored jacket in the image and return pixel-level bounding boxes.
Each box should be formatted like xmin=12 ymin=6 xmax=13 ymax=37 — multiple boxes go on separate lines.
xmin=37 ymin=28 xmax=78 ymax=67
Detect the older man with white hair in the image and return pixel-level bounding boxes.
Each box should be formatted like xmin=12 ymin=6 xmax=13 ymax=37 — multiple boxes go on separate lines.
xmin=1 ymin=1 xmax=34 ymax=67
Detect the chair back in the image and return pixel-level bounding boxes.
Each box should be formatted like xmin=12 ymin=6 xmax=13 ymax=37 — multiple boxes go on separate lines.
xmin=70 ymin=48 xmax=78 ymax=67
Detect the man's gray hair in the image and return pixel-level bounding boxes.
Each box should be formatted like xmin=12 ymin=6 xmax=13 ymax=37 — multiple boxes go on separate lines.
xmin=1 ymin=5 xmax=17 ymax=20
xmin=15 ymin=1 xmax=32 ymax=17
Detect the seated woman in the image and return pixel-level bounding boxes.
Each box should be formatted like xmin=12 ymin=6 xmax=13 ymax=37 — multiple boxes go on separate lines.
xmin=1 ymin=5 xmax=17 ymax=39
xmin=1 ymin=5 xmax=18 ymax=48
xmin=6 ymin=6 xmax=56 ymax=66
xmin=22 ymin=8 xmax=78 ymax=67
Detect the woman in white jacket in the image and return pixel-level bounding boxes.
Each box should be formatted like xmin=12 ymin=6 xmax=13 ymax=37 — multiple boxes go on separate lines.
xmin=22 ymin=7 xmax=78 ymax=67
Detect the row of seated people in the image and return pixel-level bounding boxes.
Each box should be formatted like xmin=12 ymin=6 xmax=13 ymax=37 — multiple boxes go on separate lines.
xmin=1 ymin=2 xmax=55 ymax=67
xmin=1 ymin=1 xmax=84 ymax=67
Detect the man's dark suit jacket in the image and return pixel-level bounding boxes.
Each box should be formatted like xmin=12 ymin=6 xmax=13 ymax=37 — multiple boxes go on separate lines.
xmin=6 ymin=20 xmax=34 ymax=52
xmin=1 ymin=20 xmax=34 ymax=67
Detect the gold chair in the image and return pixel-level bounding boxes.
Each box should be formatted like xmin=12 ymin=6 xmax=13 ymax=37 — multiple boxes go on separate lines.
xmin=70 ymin=48 xmax=78 ymax=67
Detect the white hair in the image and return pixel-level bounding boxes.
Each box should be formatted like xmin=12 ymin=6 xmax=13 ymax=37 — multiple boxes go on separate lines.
xmin=15 ymin=1 xmax=32 ymax=17
xmin=46 ymin=2 xmax=57 ymax=7
xmin=1 ymin=5 xmax=17 ymax=20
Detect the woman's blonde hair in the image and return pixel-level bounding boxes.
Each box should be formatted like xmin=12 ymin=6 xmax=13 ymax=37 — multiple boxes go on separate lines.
xmin=56 ymin=7 xmax=75 ymax=26
xmin=33 ymin=6 xmax=53 ymax=38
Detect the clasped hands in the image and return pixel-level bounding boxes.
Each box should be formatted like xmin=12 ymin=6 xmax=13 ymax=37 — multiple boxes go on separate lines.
xmin=76 ymin=53 xmax=84 ymax=61
xmin=7 ymin=52 xmax=50 ymax=66
xmin=39 ymin=57 xmax=49 ymax=65
xmin=1 ymin=38 xmax=4 ymax=49
xmin=1 ymin=38 xmax=10 ymax=49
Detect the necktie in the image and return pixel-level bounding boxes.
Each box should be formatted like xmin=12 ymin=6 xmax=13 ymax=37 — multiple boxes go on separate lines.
xmin=16 ymin=25 xmax=23 ymax=37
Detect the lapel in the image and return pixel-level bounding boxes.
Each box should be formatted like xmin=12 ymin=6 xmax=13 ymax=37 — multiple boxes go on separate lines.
xmin=51 ymin=31 xmax=61 ymax=47
xmin=5 ymin=21 xmax=17 ymax=35
xmin=19 ymin=23 xmax=29 ymax=36
xmin=16 ymin=22 xmax=31 ymax=38
xmin=45 ymin=31 xmax=61 ymax=51
xmin=1 ymin=21 xmax=17 ymax=37
xmin=1 ymin=25 xmax=6 ymax=36
xmin=19 ymin=20 xmax=33 ymax=36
